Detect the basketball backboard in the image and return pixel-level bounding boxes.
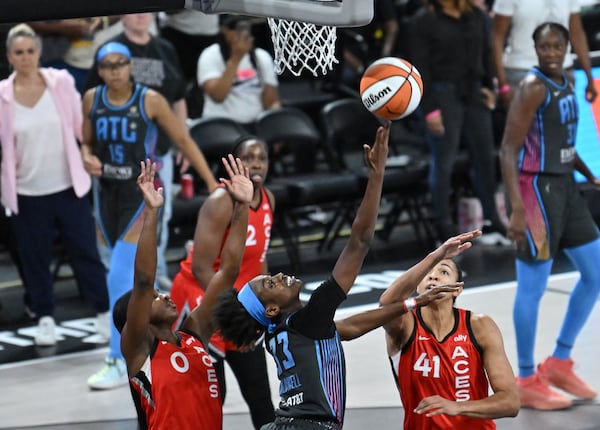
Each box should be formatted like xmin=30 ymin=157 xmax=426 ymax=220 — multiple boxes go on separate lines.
xmin=2 ymin=0 xmax=372 ymax=27
xmin=187 ymin=0 xmax=373 ymax=27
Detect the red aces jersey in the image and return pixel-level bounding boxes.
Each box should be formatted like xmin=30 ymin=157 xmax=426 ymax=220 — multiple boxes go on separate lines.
xmin=129 ymin=331 xmax=222 ymax=430
xmin=391 ymin=308 xmax=495 ymax=430
xmin=170 ymin=187 xmax=273 ymax=355
xmin=176 ymin=186 xmax=272 ymax=291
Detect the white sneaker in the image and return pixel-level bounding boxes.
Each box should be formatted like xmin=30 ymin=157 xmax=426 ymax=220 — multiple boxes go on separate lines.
xmin=95 ymin=311 xmax=111 ymax=342
xmin=477 ymin=221 xmax=512 ymax=246
xmin=35 ymin=316 xmax=57 ymax=346
xmin=87 ymin=357 xmax=128 ymax=390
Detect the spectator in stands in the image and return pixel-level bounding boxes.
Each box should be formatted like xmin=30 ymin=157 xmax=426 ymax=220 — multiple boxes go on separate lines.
xmin=0 ymin=24 xmax=110 ymax=346
xmin=197 ymin=15 xmax=281 ymax=129
xmin=82 ymin=42 xmax=217 ymax=391
xmin=87 ymin=13 xmax=188 ymax=293
xmin=30 ymin=18 xmax=115 ymax=94
xmin=170 ymin=136 xmax=276 ymax=429
xmin=160 ymin=10 xmax=219 ymax=118
xmin=160 ymin=9 xmax=219 ymax=87
xmin=491 ymin=0 xmax=597 ymax=109
xmin=409 ymin=0 xmax=509 ymax=245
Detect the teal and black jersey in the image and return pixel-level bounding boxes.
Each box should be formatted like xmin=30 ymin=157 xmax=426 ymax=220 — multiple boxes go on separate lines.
xmin=265 ymin=278 xmax=347 ymax=426
xmin=520 ymin=67 xmax=578 ymax=175
xmin=90 ymin=83 xmax=158 ymax=246
xmin=90 ymin=83 xmax=157 ymax=181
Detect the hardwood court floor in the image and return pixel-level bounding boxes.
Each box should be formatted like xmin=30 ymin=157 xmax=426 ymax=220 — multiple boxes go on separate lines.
xmin=1 ymin=227 xmax=599 ymax=429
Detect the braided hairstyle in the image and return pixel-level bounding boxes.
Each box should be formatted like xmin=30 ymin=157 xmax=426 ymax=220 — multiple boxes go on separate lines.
xmin=212 ymin=288 xmax=267 ymax=348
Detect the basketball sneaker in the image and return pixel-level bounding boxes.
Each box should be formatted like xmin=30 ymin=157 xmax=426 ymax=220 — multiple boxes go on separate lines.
xmin=517 ymin=373 xmax=572 ymax=410
xmin=538 ymin=356 xmax=597 ymax=399
xmin=35 ymin=316 xmax=57 ymax=346
xmin=87 ymin=357 xmax=128 ymax=390
xmin=477 ymin=220 xmax=512 ymax=246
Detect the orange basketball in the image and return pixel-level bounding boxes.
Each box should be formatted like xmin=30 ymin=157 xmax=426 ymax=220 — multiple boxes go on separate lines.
xmin=359 ymin=57 xmax=423 ymax=120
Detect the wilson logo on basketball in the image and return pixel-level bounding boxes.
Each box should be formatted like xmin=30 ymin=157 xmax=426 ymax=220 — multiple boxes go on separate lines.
xmin=362 ymin=86 xmax=393 ymax=109
xmin=359 ymin=57 xmax=423 ymax=120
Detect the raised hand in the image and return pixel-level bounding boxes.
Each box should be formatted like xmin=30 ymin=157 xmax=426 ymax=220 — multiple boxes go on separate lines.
xmin=415 ymin=284 xmax=462 ymax=308
xmin=364 ymin=121 xmax=391 ymax=174
xmin=437 ymin=229 xmax=482 ymax=259
xmin=220 ymin=154 xmax=253 ymax=204
xmin=137 ymin=159 xmax=164 ymax=209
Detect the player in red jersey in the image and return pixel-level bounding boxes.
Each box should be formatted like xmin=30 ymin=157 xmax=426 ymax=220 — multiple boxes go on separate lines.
xmin=380 ymin=231 xmax=520 ymax=430
xmin=111 ymin=156 xmax=252 ymax=430
xmin=170 ymin=136 xmax=275 ymax=429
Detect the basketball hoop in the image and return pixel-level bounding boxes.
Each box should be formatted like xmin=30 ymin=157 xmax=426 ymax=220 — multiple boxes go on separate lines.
xmin=187 ymin=0 xmax=373 ymax=77
xmin=267 ymin=18 xmax=337 ymax=77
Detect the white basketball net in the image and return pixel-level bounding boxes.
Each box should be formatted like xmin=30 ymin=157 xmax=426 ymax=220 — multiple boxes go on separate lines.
xmin=267 ymin=18 xmax=338 ymax=77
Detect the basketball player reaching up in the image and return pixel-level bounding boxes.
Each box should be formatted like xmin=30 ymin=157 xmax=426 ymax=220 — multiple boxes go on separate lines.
xmin=379 ymin=231 xmax=520 ymax=429
xmin=211 ymin=122 xmax=391 ymax=429
xmin=112 ymin=156 xmax=252 ymax=429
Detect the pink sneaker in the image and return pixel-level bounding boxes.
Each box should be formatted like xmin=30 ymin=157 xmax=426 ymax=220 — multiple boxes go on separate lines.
xmin=517 ymin=374 xmax=572 ymax=410
xmin=538 ymin=357 xmax=597 ymax=400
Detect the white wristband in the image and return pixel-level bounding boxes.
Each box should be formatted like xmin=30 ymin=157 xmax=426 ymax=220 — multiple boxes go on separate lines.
xmin=403 ymin=297 xmax=417 ymax=313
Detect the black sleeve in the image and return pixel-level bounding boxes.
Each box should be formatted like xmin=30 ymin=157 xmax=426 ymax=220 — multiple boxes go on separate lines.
xmin=479 ymin=11 xmax=495 ymax=90
xmin=288 ymin=277 xmax=346 ymax=339
xmin=156 ymin=37 xmax=186 ymax=102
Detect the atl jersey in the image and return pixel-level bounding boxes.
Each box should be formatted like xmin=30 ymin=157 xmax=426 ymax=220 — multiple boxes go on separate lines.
xmin=89 ymin=84 xmax=158 ymax=246
xmin=392 ymin=308 xmax=495 ymax=430
xmin=520 ymin=67 xmax=578 ymax=175
xmin=129 ymin=330 xmax=222 ymax=430
xmin=266 ymin=318 xmax=346 ymax=426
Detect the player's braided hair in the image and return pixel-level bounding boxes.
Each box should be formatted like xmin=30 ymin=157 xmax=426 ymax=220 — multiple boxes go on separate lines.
xmin=213 ymin=288 xmax=266 ymax=348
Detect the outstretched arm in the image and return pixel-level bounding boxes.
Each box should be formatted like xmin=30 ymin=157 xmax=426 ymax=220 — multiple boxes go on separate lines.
xmin=336 ymin=284 xmax=460 ymax=341
xmin=331 ymin=122 xmax=390 ymax=294
xmin=379 ymin=230 xmax=480 ymax=353
xmin=183 ymin=155 xmax=253 ymax=346
xmin=120 ymin=160 xmax=164 ymax=375
xmin=379 ymin=230 xmax=479 ymax=306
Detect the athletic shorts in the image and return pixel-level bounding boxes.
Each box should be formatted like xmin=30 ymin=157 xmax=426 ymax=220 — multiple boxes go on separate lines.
xmin=516 ymin=173 xmax=598 ymax=262
xmin=260 ymin=417 xmax=341 ymax=430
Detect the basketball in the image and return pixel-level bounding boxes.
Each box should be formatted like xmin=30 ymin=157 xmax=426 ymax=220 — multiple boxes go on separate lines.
xmin=359 ymin=57 xmax=423 ymax=120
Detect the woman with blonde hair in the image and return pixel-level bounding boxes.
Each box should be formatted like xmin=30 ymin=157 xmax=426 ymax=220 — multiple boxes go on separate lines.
xmin=0 ymin=23 xmax=110 ymax=346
